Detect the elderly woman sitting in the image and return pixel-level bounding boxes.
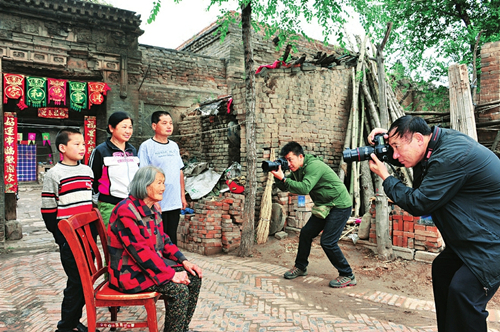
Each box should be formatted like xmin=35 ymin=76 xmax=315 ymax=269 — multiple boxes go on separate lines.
xmin=107 ymin=166 xmax=202 ymax=332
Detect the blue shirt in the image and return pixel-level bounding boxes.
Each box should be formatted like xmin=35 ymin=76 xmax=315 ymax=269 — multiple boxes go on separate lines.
xmin=138 ymin=138 xmax=184 ymax=211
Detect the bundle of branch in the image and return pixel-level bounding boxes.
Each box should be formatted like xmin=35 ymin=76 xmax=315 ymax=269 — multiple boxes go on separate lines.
xmin=256 ymin=148 xmax=275 ymax=244
xmin=339 ymin=33 xmax=415 ymax=217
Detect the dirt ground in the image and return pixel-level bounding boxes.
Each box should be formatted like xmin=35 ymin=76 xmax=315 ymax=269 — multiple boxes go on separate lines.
xmin=247 ymin=233 xmax=500 ymax=309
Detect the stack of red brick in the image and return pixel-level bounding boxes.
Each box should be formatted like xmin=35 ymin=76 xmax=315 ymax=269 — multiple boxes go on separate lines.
xmin=369 ymin=203 xmax=444 ymax=253
xmin=177 ymin=192 xmax=244 ymax=255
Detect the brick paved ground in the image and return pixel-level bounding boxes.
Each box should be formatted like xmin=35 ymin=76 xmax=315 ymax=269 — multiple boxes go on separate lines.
xmin=1 ymin=184 xmax=499 ymax=332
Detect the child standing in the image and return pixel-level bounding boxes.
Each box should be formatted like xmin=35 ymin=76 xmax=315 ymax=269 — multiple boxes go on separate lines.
xmin=41 ymin=128 xmax=96 ymax=332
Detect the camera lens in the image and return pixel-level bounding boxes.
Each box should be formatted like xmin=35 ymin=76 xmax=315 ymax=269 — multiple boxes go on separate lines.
xmin=261 ymin=161 xmax=279 ymax=172
xmin=343 ymin=146 xmax=375 ymax=163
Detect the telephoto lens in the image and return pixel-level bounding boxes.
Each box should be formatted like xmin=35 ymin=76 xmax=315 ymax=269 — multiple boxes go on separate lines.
xmin=261 ymin=157 xmax=289 ymax=172
xmin=343 ymin=146 xmax=375 ymax=163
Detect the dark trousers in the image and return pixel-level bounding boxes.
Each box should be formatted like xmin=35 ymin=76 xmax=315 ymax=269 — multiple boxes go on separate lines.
xmin=432 ymin=247 xmax=499 ymax=332
xmin=295 ymin=206 xmax=353 ymax=276
xmin=146 ymin=267 xmax=202 ymax=332
xmin=162 ymin=209 xmax=181 ymax=245
xmin=57 ymin=242 xmax=85 ymax=331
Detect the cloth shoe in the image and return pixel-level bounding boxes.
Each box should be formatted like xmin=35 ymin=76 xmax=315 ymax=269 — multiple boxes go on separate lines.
xmin=55 ymin=323 xmax=101 ymax=332
xmin=329 ymin=274 xmax=356 ymax=288
xmin=284 ymin=266 xmax=308 ymax=279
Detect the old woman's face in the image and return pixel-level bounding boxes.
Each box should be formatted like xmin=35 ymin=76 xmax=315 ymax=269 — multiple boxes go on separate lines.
xmin=146 ymin=172 xmax=165 ymax=202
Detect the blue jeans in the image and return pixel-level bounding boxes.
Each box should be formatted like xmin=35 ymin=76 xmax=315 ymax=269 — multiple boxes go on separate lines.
xmin=295 ymin=206 xmax=353 ymax=276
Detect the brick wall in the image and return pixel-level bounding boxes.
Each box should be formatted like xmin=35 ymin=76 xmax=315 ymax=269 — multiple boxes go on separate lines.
xmin=230 ymin=66 xmax=351 ymax=208
xmin=369 ymin=203 xmax=444 ymax=253
xmin=178 ymin=22 xmax=342 ymax=90
xmin=177 ymin=193 xmax=244 ymax=255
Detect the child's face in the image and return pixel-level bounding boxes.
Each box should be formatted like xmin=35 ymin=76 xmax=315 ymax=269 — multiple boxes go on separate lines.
xmin=60 ymin=133 xmax=85 ymax=164
xmin=152 ymin=114 xmax=173 ymax=138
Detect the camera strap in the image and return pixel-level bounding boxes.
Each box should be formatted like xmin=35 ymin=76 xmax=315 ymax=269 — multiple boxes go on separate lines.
xmin=423 ymin=126 xmax=441 ymax=164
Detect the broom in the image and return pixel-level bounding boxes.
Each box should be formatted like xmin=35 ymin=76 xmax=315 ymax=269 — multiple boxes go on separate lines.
xmin=256 ymin=148 xmax=275 ymax=244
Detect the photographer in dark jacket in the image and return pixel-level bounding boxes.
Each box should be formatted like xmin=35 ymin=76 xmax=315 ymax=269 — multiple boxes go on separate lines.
xmin=368 ymin=115 xmax=500 ymax=332
xmin=271 ymin=141 xmax=355 ymax=288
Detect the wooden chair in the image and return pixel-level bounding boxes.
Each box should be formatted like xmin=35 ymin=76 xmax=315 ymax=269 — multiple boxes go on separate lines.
xmin=58 ymin=208 xmax=165 ymax=332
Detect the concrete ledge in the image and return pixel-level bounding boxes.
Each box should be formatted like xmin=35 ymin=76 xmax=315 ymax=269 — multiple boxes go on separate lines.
xmin=414 ymin=250 xmax=438 ymax=264
xmin=358 ymin=240 xmax=437 ymax=263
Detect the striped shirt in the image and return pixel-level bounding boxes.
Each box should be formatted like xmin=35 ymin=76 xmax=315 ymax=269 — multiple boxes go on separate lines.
xmin=41 ymin=162 xmax=93 ymax=245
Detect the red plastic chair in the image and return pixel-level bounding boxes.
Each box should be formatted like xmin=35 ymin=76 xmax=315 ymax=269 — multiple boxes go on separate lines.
xmin=58 ymin=208 xmax=166 ymax=332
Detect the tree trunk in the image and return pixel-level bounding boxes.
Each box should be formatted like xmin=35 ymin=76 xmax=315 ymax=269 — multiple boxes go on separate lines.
xmin=238 ymin=3 xmax=257 ymax=257
xmin=448 ymin=64 xmax=477 ymax=141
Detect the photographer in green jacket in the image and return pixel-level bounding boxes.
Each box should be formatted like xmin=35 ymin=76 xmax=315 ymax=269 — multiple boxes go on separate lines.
xmin=271 ymin=141 xmax=355 ymax=288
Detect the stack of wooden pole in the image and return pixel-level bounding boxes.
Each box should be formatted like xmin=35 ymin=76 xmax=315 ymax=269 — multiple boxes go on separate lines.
xmin=339 ymin=36 xmax=412 ymax=217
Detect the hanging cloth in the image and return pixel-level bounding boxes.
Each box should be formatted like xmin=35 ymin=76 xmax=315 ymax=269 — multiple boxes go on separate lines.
xmin=3 ymin=73 xmax=28 ymax=110
xmin=68 ymin=81 xmax=88 ymax=112
xmin=47 ymin=78 xmax=67 ymax=106
xmin=88 ymin=82 xmax=111 ymax=109
xmin=26 ymin=76 xmax=47 ymax=108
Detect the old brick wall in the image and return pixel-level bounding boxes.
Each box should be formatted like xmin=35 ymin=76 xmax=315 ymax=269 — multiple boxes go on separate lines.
xmin=178 ymin=22 xmax=341 ymax=90
xmin=369 ymin=203 xmax=444 ymax=254
xmin=231 ymin=66 xmax=352 ymax=207
xmin=175 ymin=112 xmax=240 ymax=173
xmin=178 ymin=193 xmax=244 ymax=255
xmin=135 ymin=45 xmax=229 ymax=146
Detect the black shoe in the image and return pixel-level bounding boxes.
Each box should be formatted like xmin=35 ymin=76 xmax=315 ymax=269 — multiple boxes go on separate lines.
xmin=76 ymin=322 xmax=101 ymax=332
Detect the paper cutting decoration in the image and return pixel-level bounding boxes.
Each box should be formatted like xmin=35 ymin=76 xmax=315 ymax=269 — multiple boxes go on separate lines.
xmin=68 ymin=81 xmax=88 ymax=111
xmin=88 ymin=82 xmax=111 ymax=109
xmin=26 ymin=76 xmax=47 ymax=108
xmin=4 ymin=112 xmax=18 ymax=193
xmin=84 ymin=116 xmax=96 ymax=165
xmin=47 ymin=78 xmax=67 ymax=106
xmin=3 ymin=74 xmax=27 ymax=110
xmin=42 ymin=133 xmax=50 ymax=146
xmin=38 ymin=107 xmax=69 ymax=119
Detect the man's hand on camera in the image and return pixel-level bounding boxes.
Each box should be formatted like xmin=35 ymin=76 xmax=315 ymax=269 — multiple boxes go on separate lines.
xmin=270 ymin=166 xmax=285 ymax=181
xmin=369 ymin=153 xmax=390 ymax=180
xmin=368 ymin=128 xmax=389 ymax=145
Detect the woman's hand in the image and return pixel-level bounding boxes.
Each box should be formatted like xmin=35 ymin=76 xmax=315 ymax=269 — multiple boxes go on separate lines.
xmin=172 ymin=271 xmax=190 ymax=285
xmin=183 ymin=260 xmax=203 ymax=279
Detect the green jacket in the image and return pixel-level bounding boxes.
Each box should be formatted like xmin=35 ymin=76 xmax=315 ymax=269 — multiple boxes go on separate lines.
xmin=275 ymin=154 xmax=352 ymax=208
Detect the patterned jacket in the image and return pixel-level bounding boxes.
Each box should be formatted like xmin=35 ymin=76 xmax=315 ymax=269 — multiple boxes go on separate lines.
xmin=107 ymin=195 xmax=187 ymax=293
xmin=89 ymin=139 xmax=139 ymax=205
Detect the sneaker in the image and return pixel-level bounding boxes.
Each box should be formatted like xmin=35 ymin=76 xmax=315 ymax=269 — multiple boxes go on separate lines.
xmin=284 ymin=266 xmax=308 ymax=279
xmin=329 ymin=274 xmax=356 ymax=288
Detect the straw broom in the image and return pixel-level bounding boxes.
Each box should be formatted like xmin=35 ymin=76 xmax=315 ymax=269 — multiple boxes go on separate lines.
xmin=256 ymin=148 xmax=275 ymax=244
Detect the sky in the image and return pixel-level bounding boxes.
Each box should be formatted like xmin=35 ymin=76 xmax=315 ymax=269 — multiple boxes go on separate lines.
xmin=104 ymin=0 xmax=365 ymax=50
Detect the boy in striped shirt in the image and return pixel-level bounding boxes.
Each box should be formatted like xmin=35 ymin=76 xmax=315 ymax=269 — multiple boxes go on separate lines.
xmin=41 ymin=128 xmax=96 ymax=332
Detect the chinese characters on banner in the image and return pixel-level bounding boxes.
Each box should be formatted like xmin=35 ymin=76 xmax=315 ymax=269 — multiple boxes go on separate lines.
xmin=4 ymin=112 xmax=18 ymax=193
xmin=38 ymin=107 xmax=69 ymax=119
xmin=84 ymin=116 xmax=96 ymax=165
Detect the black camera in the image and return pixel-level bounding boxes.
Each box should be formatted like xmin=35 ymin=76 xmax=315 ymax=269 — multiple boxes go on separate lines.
xmin=343 ymin=133 xmax=391 ymax=163
xmin=261 ymin=157 xmax=289 ymax=172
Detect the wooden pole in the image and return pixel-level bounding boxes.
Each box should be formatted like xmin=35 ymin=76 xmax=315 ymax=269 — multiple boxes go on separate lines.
xmin=448 ymin=64 xmax=478 ymax=141
xmin=375 ymin=193 xmax=395 ymax=261
xmin=376 ymin=22 xmax=393 ymax=129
